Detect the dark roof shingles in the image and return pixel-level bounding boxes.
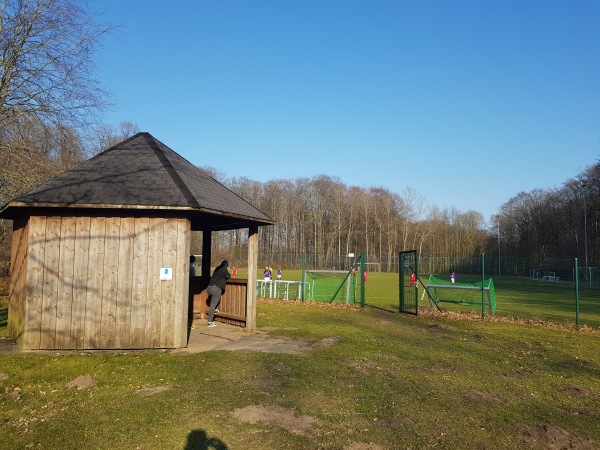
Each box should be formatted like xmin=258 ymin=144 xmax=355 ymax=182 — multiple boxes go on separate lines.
xmin=9 ymin=132 xmax=273 ymax=222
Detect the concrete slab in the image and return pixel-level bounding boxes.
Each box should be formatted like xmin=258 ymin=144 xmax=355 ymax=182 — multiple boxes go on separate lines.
xmin=0 ymin=320 xmax=318 ymax=355
xmin=173 ymin=320 xmax=313 ymax=355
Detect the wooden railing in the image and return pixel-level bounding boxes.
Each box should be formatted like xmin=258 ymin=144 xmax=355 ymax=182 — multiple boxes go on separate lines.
xmin=189 ymin=278 xmax=248 ymax=327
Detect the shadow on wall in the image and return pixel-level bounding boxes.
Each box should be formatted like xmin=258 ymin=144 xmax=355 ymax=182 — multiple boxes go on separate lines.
xmin=184 ymin=429 xmax=229 ymax=450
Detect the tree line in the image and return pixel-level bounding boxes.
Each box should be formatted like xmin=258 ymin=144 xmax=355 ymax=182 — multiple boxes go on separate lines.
xmin=204 ymin=160 xmax=597 ymax=275
xmin=1 ymin=1 xmax=596 ymax=277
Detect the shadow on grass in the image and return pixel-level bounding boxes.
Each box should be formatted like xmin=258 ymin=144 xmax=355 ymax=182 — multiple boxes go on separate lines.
xmin=184 ymin=429 xmax=229 ymax=450
xmin=364 ymin=303 xmax=398 ymax=314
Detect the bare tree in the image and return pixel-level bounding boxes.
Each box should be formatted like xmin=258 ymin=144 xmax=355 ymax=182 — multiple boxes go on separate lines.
xmin=0 ymin=0 xmax=112 ymax=130
xmin=90 ymin=121 xmax=140 ymax=154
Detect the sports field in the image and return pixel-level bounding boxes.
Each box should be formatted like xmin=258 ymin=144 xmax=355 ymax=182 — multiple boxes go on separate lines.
xmin=1 ymin=276 xmax=600 ymax=449
xmin=256 ymin=270 xmax=600 ymax=330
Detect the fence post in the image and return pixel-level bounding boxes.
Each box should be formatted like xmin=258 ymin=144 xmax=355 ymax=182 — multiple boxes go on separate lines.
xmin=481 ymin=253 xmax=485 ymax=317
xmin=360 ymin=251 xmax=365 ymax=308
xmin=301 ymin=252 xmax=306 ymax=302
xmin=575 ymin=258 xmax=580 ymax=326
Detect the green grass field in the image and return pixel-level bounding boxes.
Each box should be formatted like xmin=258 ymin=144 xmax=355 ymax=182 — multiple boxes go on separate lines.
xmin=255 ymin=270 xmax=600 ymax=330
xmin=1 ymin=275 xmax=600 ymax=449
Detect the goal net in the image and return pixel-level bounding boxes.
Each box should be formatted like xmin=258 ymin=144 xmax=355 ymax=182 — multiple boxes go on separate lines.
xmin=304 ymin=269 xmax=358 ymax=304
xmin=424 ymin=275 xmax=496 ymax=315
xmin=577 ymin=267 xmax=600 ymax=286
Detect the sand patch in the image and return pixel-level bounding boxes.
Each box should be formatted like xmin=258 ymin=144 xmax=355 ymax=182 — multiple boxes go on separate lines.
xmin=136 ymin=385 xmax=172 ymax=396
xmin=520 ymin=424 xmax=597 ymax=449
xmin=66 ymin=375 xmax=96 ymax=390
xmin=461 ymin=390 xmax=507 ymax=404
xmin=232 ymin=404 xmax=319 ymax=435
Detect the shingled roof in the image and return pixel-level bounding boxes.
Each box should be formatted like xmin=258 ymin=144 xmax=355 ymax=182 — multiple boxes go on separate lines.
xmin=0 ymin=132 xmax=274 ymax=230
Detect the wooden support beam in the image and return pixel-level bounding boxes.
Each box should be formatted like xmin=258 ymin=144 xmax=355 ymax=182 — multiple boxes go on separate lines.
xmin=246 ymin=226 xmax=258 ymax=331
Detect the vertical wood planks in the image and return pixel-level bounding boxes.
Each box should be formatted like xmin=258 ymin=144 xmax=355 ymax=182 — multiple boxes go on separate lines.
xmin=116 ymin=218 xmax=134 ymax=348
xmin=14 ymin=213 xmax=196 ymax=350
xmin=71 ymin=216 xmax=91 ymax=349
xmin=55 ymin=217 xmax=75 ymax=349
xmin=160 ymin=218 xmax=177 ymax=348
xmin=173 ymin=218 xmax=190 ymax=347
xmin=9 ymin=218 xmax=29 ymax=344
xmin=87 ymin=217 xmax=106 ymax=349
xmin=100 ymin=217 xmax=118 ymax=348
xmin=24 ymin=217 xmax=44 ymax=349
xmin=130 ymin=217 xmax=149 ymax=347
xmin=39 ymin=217 xmax=61 ymax=348
xmin=146 ymin=217 xmax=164 ymax=348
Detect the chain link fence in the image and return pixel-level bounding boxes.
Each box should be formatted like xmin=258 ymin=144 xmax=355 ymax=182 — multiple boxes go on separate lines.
xmin=418 ymin=254 xmax=599 ymax=329
xmin=256 ymin=252 xmax=598 ymax=329
xmin=256 ymin=252 xmax=366 ymax=307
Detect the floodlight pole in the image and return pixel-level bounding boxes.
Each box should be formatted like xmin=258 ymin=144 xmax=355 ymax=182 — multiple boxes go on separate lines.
xmin=497 ymin=215 xmax=501 ymax=277
xmin=581 ymin=181 xmax=589 ymax=269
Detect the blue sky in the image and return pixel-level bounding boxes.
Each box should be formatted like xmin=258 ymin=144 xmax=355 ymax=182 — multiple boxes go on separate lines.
xmin=94 ymin=1 xmax=600 ymax=222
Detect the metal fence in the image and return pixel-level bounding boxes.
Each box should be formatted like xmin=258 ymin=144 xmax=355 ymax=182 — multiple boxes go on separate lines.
xmin=256 ymin=252 xmax=366 ymax=307
xmin=419 ymin=254 xmax=599 ymax=330
xmin=257 ymin=252 xmax=599 ymax=330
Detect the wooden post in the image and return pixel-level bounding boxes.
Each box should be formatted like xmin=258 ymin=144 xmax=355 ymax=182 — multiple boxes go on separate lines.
xmin=246 ymin=226 xmax=258 ymax=331
xmin=201 ymin=230 xmax=212 ymax=284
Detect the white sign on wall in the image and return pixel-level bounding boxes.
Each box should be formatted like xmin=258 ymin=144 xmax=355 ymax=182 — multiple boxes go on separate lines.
xmin=160 ymin=268 xmax=173 ymax=280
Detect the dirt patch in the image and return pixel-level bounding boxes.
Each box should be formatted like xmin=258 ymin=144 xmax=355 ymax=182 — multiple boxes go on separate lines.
xmin=258 ymin=298 xmax=361 ymax=312
xmin=573 ymin=408 xmax=596 ymax=416
xmin=520 ymin=424 xmax=597 ymax=449
xmin=562 ymin=385 xmax=596 ymax=397
xmin=232 ymin=404 xmax=319 ymax=435
xmin=136 ymin=385 xmax=172 ymax=396
xmin=422 ymin=323 xmax=449 ymax=333
xmin=380 ymin=417 xmax=419 ymax=427
xmin=461 ymin=390 xmax=507 ymax=404
xmin=267 ymin=363 xmax=291 ymax=373
xmin=558 ymin=359 xmax=596 ymax=370
xmin=66 ymin=375 xmax=96 ymax=390
xmin=418 ymin=308 xmax=600 ymax=334
xmin=4 ymin=386 xmax=21 ymax=401
xmin=0 ymin=336 xmax=19 ymax=354
xmin=314 ymin=336 xmax=341 ymax=347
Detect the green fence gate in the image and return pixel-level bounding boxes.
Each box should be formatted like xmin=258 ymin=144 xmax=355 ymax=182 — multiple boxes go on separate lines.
xmin=400 ymin=250 xmax=419 ymax=314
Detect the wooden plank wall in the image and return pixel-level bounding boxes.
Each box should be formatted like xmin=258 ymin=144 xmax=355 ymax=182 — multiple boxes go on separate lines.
xmin=15 ymin=214 xmax=190 ymax=350
xmin=8 ymin=217 xmax=28 ymax=343
xmin=24 ymin=216 xmax=43 ymax=348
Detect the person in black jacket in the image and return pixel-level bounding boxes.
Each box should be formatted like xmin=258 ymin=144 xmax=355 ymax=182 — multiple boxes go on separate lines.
xmin=207 ymin=260 xmax=231 ymax=327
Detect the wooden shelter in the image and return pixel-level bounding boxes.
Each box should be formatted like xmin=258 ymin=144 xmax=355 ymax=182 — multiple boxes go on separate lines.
xmin=0 ymin=132 xmax=274 ymax=350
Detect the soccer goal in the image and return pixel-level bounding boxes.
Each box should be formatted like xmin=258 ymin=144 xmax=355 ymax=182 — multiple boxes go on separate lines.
xmin=423 ymin=275 xmax=496 ymax=315
xmin=304 ymin=269 xmax=358 ymax=304
xmin=576 ymin=267 xmax=600 ymax=286
xmin=302 ymin=252 xmax=365 ymax=306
